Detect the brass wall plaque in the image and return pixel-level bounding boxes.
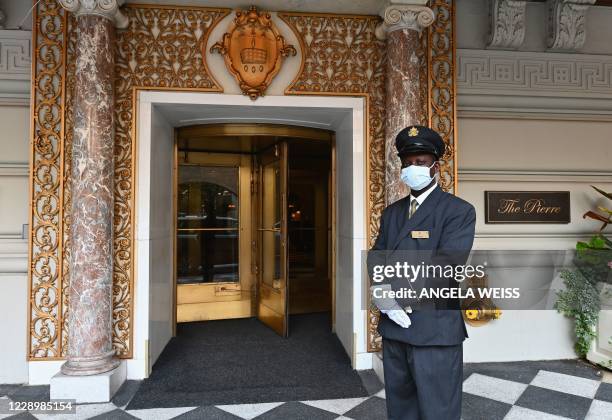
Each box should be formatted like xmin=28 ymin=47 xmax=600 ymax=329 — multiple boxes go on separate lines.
xmin=210 ymin=6 xmax=296 ymax=100
xmin=485 ymin=191 xmax=571 ymax=224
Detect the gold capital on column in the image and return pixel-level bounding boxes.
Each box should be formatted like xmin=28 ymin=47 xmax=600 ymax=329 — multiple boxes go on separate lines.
xmin=58 ymin=0 xmax=129 ymax=28
xmin=375 ymin=1 xmax=435 ymax=40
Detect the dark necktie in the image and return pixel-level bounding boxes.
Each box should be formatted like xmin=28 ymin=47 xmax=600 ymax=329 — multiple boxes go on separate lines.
xmin=409 ymin=199 xmax=418 ymax=219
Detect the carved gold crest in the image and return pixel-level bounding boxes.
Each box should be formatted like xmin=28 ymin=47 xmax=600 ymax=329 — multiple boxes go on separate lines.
xmin=210 ymin=6 xmax=297 ymax=100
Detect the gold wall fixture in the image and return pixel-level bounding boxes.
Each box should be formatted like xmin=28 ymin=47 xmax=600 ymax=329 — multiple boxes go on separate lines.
xmin=461 ymin=275 xmax=502 ymax=327
xmin=211 ymin=6 xmax=297 ymax=100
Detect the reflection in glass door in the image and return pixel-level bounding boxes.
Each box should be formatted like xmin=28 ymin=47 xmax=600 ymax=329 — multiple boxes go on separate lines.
xmin=177 ymin=165 xmax=239 ymax=284
xmin=287 ymin=166 xmax=330 ymax=314
xmin=175 ymin=152 xmax=253 ymax=323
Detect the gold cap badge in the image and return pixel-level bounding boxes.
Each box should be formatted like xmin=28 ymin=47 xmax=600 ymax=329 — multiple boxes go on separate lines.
xmin=408 ymin=127 xmax=419 ymax=137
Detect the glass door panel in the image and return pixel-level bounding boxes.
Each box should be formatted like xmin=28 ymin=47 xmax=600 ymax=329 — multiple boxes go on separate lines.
xmin=175 ymin=152 xmax=253 ymax=323
xmin=177 ymin=165 xmax=239 ymax=284
xmin=257 ymin=142 xmax=289 ymax=337
xmin=287 ymin=169 xmax=331 ymax=314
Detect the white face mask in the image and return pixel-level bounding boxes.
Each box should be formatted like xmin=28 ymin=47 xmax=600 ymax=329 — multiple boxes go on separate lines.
xmin=400 ymin=162 xmax=437 ymax=191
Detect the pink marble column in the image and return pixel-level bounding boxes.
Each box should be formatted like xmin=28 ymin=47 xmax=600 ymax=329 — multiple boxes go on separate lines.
xmin=376 ymin=2 xmax=435 ymax=204
xmin=59 ymin=0 xmax=128 ymax=376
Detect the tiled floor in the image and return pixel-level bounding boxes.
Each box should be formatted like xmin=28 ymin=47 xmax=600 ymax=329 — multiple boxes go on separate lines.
xmin=1 ymin=360 xmax=611 ymax=419
xmin=461 ymin=360 xmax=612 ymax=420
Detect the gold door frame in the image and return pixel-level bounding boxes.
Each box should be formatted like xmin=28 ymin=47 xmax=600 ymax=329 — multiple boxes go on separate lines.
xmin=256 ymin=141 xmax=289 ymax=336
xmin=177 ymin=123 xmax=333 ymax=142
xmin=173 ymin=123 xmax=335 ymax=332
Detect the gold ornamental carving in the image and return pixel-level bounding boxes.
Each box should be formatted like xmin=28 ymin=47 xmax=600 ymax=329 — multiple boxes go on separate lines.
xmin=211 ymin=6 xmax=296 ymax=100
xmin=428 ymin=0 xmax=457 ymax=195
xmin=29 ymin=0 xmax=66 ymax=358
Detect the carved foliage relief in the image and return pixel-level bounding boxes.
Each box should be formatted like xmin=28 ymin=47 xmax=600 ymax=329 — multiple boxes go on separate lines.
xmin=29 ymin=0 xmax=66 ymax=358
xmin=429 ymin=0 xmax=457 ymax=195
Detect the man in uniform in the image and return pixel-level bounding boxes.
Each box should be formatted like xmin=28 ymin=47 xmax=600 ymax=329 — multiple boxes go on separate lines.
xmin=369 ymin=125 xmax=476 ymax=420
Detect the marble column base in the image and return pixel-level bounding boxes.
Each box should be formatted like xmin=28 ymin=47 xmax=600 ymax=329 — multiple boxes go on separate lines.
xmin=50 ymin=361 xmax=126 ymax=403
xmin=60 ymin=349 xmax=120 ymax=376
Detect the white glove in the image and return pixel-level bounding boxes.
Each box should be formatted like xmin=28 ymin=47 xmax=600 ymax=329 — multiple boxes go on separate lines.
xmin=370 ymin=284 xmax=412 ymax=328
xmin=381 ymin=308 xmax=412 ymax=328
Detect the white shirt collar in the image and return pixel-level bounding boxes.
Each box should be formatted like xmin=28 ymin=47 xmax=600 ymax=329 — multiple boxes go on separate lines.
xmin=410 ymin=181 xmax=437 ymax=206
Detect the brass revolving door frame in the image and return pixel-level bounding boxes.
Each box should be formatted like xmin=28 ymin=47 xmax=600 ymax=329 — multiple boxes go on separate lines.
xmin=173 ymin=123 xmax=336 ymax=336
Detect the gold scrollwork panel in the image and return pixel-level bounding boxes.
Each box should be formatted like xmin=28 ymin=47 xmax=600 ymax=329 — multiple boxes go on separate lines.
xmin=28 ymin=0 xmax=67 ymax=359
xmin=429 ymin=0 xmax=457 ymax=194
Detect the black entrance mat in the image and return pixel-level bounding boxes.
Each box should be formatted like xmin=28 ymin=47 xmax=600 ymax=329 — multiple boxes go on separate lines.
xmin=126 ymin=312 xmax=368 ymax=409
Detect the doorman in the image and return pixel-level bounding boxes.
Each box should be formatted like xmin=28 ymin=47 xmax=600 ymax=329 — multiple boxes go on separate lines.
xmin=369 ymin=125 xmax=476 ymax=420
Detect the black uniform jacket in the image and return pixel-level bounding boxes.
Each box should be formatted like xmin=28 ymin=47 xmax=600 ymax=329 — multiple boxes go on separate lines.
xmin=370 ymin=184 xmax=476 ymax=346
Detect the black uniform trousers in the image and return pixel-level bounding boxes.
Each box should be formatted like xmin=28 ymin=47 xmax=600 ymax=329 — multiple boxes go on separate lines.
xmin=382 ymin=337 xmax=462 ymax=420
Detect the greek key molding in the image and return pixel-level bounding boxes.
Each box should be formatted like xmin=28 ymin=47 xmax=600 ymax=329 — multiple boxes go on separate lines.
xmin=0 ymin=30 xmax=31 ymax=77
xmin=486 ymin=0 xmax=527 ymax=50
xmin=0 ymin=30 xmax=31 ymax=100
xmin=547 ymin=0 xmax=596 ymax=52
xmin=457 ymin=48 xmax=612 ymax=113
xmin=457 ymin=49 xmax=612 ymax=95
